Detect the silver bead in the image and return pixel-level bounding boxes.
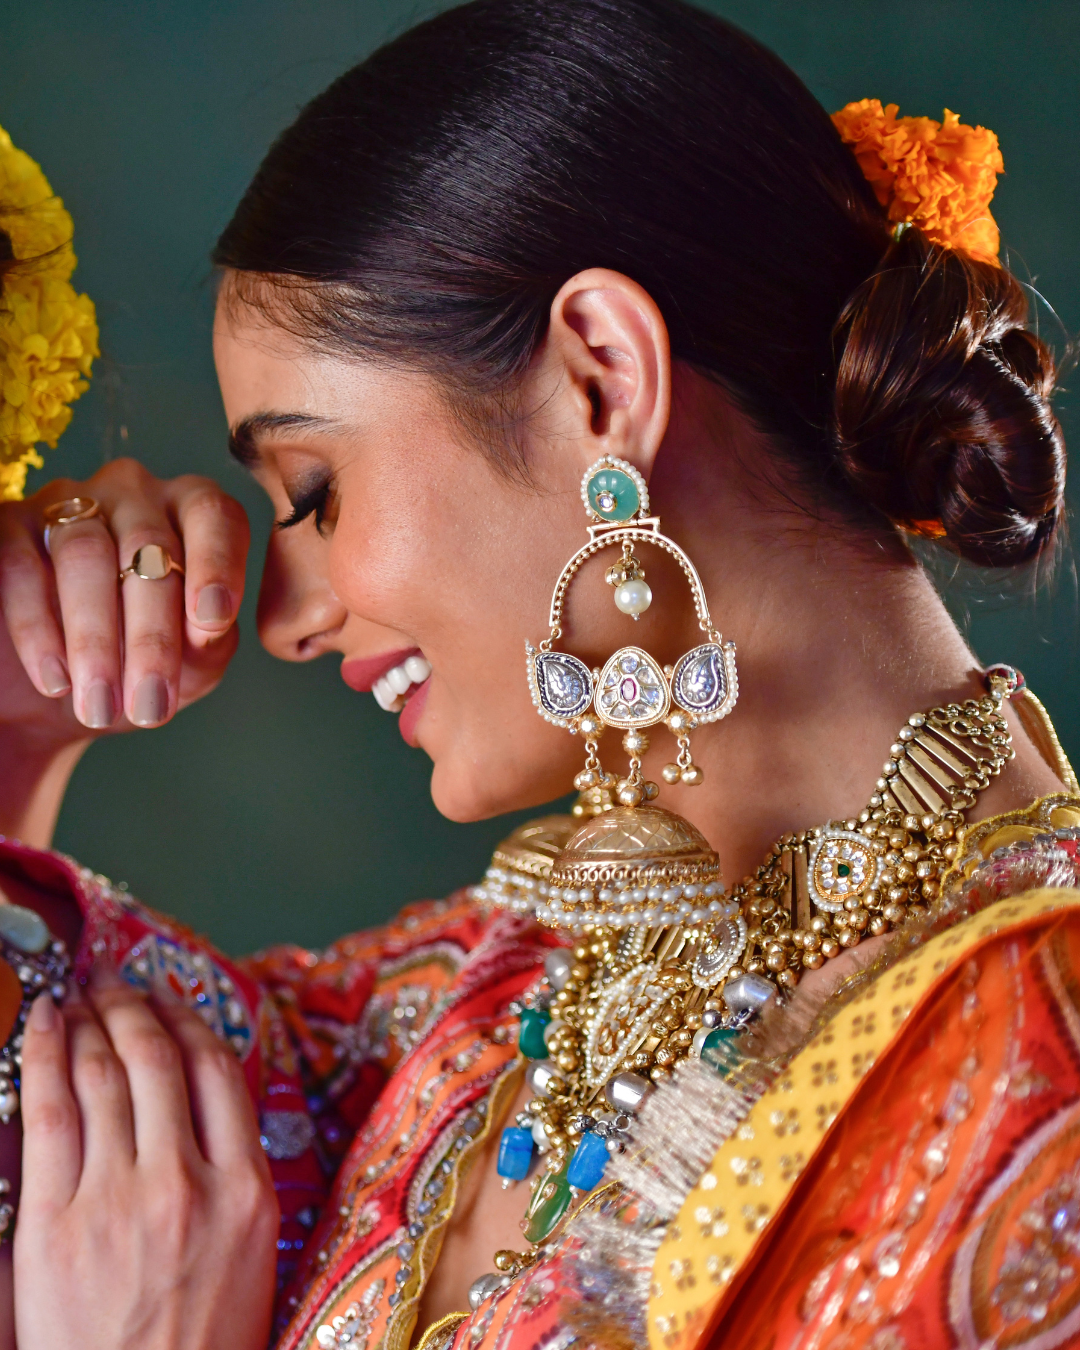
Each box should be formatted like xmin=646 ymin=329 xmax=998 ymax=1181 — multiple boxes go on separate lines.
xmin=701 ymin=1009 xmax=721 ymax=1028
xmin=468 ymin=1272 xmax=504 ymax=1310
xmin=525 ymin=1059 xmax=564 ymax=1097
xmin=544 ymin=949 xmax=573 ymax=991
xmin=604 ymin=1071 xmax=653 ymax=1115
xmin=722 ymin=972 xmax=777 ymax=1015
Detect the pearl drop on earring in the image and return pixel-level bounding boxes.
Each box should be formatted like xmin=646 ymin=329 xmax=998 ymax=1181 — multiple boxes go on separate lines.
xmin=614 ymin=578 xmax=652 ymax=618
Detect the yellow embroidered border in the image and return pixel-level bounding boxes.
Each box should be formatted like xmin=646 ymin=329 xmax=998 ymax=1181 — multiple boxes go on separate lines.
xmin=647 ymin=883 xmax=1080 ymax=1350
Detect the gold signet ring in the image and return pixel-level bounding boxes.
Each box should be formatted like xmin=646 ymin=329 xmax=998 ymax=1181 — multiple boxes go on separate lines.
xmin=43 ymin=497 xmax=101 ymax=527
xmin=119 ymin=544 xmax=185 ymax=582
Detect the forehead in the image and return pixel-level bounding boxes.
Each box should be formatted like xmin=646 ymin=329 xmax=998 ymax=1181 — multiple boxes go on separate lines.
xmin=212 ymin=289 xmax=445 ymax=464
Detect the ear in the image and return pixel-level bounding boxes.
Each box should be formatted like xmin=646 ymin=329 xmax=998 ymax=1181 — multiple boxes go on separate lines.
xmin=540 ymin=268 xmax=672 ymax=482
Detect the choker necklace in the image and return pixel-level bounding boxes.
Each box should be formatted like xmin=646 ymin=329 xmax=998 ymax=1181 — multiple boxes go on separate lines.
xmin=465 ymin=457 xmax=1017 ymax=1307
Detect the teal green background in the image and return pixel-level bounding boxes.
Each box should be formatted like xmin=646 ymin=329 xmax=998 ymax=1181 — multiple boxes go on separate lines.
xmin=3 ymin=1 xmax=1077 ymax=954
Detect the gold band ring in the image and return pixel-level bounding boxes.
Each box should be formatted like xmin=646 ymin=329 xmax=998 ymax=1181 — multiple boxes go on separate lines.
xmin=119 ymin=544 xmax=185 ymax=582
xmin=43 ymin=497 xmax=101 ymax=526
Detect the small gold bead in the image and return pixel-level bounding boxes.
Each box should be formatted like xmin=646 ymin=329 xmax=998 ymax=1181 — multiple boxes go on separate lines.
xmin=802 ymin=950 xmax=824 ymax=969
xmin=882 ymin=903 xmax=906 ymax=924
xmin=839 ymin=928 xmax=860 ymax=948
xmin=578 ymin=714 xmax=603 ymax=738
xmin=616 ymin=779 xmax=644 ymax=807
xmin=666 ymin=711 xmax=694 ymax=733
xmin=765 ymin=950 xmax=787 ymax=971
xmin=680 ymin=764 xmax=705 ymax=787
xmin=662 ymin=763 xmax=682 ymax=785
xmin=622 ymin=730 xmax=649 ymax=754
xmin=869 ymin=916 xmax=888 ymax=936
xmin=642 ymin=780 xmax=660 ymax=801
xmin=777 ymin=969 xmax=797 ymax=988
xmin=494 ymin=1250 xmax=520 ymax=1272
xmin=820 ymin=939 xmax=840 ymax=959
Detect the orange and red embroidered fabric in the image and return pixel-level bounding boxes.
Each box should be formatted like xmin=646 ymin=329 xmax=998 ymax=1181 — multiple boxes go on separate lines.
xmin=6 ymin=823 xmax=1080 ymax=1350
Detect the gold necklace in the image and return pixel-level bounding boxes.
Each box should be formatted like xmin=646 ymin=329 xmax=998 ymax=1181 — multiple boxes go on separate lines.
xmin=469 ymin=671 xmax=1016 ymax=1306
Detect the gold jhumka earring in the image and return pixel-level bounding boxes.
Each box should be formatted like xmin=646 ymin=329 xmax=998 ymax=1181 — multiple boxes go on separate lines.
xmin=524 ymin=455 xmax=739 ymax=931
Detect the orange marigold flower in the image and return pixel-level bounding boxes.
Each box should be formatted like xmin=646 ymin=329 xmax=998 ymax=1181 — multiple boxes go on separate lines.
xmin=831 ymin=98 xmax=1004 ymax=264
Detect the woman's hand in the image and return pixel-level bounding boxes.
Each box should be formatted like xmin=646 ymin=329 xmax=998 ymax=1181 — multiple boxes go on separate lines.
xmin=15 ymin=975 xmax=278 ymax=1350
xmin=0 ymin=458 xmax=249 ymax=738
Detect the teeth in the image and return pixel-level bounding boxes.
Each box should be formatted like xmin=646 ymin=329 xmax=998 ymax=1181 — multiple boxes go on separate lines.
xmin=373 ymin=677 xmax=400 ymax=711
xmin=372 ymin=655 xmax=430 ymax=714
xmin=405 ymin=655 xmax=431 ymax=684
xmin=386 ymin=665 xmax=412 ymax=696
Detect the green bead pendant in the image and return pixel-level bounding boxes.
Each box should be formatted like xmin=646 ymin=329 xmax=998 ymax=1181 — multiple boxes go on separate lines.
xmin=701 ymin=1026 xmax=743 ymax=1079
xmin=523 ymin=1158 xmax=574 ymax=1243
xmin=518 ymin=1005 xmax=552 ymax=1059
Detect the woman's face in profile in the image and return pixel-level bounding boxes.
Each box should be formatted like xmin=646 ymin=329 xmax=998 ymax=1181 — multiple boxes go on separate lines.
xmin=213 ymin=292 xmax=637 ymax=823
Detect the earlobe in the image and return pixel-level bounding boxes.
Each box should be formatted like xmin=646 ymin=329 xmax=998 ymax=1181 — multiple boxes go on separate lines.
xmin=546 ymin=268 xmax=672 ymax=481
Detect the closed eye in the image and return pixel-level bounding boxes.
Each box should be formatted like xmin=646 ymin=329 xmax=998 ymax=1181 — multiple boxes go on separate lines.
xmin=276 ymin=478 xmax=335 ymax=533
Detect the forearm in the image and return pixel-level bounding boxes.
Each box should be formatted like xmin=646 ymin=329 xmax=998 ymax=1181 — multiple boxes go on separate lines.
xmin=0 ymin=729 xmax=90 ymax=850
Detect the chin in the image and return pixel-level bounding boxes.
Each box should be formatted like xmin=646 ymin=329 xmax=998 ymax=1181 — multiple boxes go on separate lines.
xmin=428 ymin=749 xmax=572 ymax=825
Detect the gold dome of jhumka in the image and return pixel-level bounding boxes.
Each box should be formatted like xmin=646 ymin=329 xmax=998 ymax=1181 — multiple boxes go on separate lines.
xmin=539 ymin=804 xmax=724 ymax=929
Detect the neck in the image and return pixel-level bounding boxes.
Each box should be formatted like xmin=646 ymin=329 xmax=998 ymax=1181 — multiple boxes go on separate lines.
xmin=638 ymin=377 xmax=1063 ymax=881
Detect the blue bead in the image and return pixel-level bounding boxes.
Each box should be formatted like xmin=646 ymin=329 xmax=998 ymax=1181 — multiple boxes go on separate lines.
xmin=567 ymin=1131 xmax=609 ymax=1192
xmin=497 ymin=1126 xmax=535 ymax=1180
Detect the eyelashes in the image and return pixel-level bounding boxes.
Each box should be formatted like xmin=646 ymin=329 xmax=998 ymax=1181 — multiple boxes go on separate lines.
xmin=276 ymin=478 xmax=336 ymax=533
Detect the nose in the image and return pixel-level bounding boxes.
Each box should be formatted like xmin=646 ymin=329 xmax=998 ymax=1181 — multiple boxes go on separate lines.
xmin=256 ymin=525 xmax=347 ymax=661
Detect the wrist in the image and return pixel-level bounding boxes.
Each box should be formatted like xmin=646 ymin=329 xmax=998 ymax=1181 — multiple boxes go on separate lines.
xmin=0 ymin=726 xmax=91 ymax=850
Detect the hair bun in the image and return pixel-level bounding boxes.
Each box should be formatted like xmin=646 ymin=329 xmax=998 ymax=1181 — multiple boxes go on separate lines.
xmin=832 ymin=227 xmax=1065 ymax=567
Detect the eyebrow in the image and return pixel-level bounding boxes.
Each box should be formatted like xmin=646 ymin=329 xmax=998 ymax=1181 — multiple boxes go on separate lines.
xmin=227 ymin=411 xmax=336 ymax=467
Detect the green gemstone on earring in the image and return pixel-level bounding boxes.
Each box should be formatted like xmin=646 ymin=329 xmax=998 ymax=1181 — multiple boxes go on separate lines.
xmin=523 ymin=1157 xmax=574 ymax=1243
xmin=518 ymin=1006 xmax=552 ymax=1059
xmin=587 ymin=468 xmax=640 ymax=522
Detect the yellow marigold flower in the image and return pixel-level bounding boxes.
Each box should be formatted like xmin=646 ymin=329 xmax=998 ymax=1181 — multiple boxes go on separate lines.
xmin=0 ymin=124 xmax=98 ymax=500
xmin=832 ymin=98 xmax=1004 ymax=264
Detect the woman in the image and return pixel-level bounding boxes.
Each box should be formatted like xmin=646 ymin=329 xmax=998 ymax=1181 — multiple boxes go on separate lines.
xmin=1 ymin=1 xmax=1078 ymax=1347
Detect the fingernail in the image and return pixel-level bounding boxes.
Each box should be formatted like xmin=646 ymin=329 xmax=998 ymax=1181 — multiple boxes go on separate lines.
xmin=40 ymin=654 xmax=71 ymax=696
xmin=131 ymin=674 xmax=169 ymax=727
xmin=28 ymin=992 xmax=58 ymax=1032
xmin=195 ymin=584 xmax=232 ymax=624
xmin=83 ymin=681 xmax=116 ymax=729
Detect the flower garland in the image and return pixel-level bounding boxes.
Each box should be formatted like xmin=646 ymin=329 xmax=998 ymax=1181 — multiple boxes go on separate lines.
xmin=832 ymin=99 xmax=1004 ymax=265
xmin=0 ymin=124 xmax=98 ymax=501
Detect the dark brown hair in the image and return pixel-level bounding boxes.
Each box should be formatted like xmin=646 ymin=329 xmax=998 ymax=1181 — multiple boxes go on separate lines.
xmin=214 ymin=0 xmax=1065 ymax=567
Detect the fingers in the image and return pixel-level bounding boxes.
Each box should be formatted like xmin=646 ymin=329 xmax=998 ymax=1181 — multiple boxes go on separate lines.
xmin=151 ymin=994 xmax=265 ymax=1170
xmin=171 ymin=479 xmax=249 ymax=648
xmin=0 ymin=510 xmax=69 ymax=699
xmin=19 ymin=994 xmax=82 ymax=1211
xmin=85 ymin=972 xmax=198 ymax=1166
xmin=47 ymin=515 xmax=121 ymax=729
xmin=109 ymin=492 xmax=186 ymax=729
xmin=63 ymin=984 xmax=136 ymax=1175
